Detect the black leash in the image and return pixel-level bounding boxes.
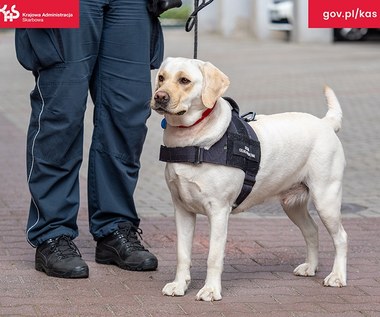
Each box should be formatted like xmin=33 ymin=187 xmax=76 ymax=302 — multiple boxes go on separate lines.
xmin=185 ymin=0 xmax=214 ymax=59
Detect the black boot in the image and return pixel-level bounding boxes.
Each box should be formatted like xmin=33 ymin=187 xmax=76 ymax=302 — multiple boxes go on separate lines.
xmin=95 ymin=222 xmax=158 ymax=271
xmin=35 ymin=235 xmax=89 ymax=278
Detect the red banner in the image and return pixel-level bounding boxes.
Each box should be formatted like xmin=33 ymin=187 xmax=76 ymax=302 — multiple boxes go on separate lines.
xmin=309 ymin=0 xmax=380 ymax=28
xmin=0 ymin=0 xmax=79 ymax=28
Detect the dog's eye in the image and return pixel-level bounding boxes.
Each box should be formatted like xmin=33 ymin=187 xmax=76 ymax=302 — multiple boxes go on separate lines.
xmin=158 ymin=75 xmax=164 ymax=82
xmin=179 ymin=77 xmax=191 ymax=85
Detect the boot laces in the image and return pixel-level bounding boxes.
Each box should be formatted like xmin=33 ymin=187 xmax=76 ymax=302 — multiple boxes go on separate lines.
xmin=49 ymin=235 xmax=82 ymax=259
xmin=116 ymin=224 xmax=146 ymax=252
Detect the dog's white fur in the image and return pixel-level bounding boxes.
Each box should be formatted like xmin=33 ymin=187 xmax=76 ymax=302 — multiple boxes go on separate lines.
xmin=151 ymin=57 xmax=348 ymax=301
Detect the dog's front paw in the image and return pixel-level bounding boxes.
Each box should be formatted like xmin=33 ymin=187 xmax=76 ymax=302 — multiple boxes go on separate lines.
xmin=162 ymin=281 xmax=188 ymax=297
xmin=293 ymin=262 xmax=317 ymax=276
xmin=196 ymin=286 xmax=222 ymax=301
xmin=323 ymin=272 xmax=346 ymax=287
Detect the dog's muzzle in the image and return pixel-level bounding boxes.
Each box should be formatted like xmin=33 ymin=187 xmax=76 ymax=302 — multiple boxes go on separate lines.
xmin=153 ymin=91 xmax=186 ymax=116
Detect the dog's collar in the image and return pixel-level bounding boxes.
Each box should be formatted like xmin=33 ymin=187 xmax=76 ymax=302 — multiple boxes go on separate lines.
xmin=178 ymin=106 xmax=215 ymax=128
xmin=161 ymin=103 xmax=216 ymax=129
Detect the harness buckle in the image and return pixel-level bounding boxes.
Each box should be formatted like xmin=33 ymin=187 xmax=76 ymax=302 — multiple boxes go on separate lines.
xmin=194 ymin=147 xmax=204 ymax=164
xmin=241 ymin=111 xmax=256 ymax=122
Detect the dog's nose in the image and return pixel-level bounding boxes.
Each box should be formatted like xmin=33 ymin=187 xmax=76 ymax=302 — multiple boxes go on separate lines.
xmin=154 ymin=91 xmax=170 ymax=106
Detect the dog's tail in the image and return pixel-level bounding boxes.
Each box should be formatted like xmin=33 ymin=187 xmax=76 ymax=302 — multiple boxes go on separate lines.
xmin=323 ymin=85 xmax=342 ymax=133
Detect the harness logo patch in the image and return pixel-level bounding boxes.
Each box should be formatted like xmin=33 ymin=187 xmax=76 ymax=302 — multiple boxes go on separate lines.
xmin=232 ymin=140 xmax=260 ymax=163
xmin=239 ymin=146 xmax=256 ymax=159
xmin=0 ymin=0 xmax=79 ymax=28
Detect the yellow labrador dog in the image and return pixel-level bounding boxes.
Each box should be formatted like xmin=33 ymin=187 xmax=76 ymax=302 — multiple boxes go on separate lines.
xmin=151 ymin=57 xmax=347 ymax=301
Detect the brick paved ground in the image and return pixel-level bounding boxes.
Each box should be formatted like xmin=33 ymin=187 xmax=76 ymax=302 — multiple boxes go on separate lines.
xmin=0 ymin=28 xmax=379 ymax=316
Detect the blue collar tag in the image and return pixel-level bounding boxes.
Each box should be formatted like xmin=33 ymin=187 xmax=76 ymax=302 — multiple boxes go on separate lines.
xmin=161 ymin=118 xmax=167 ymax=129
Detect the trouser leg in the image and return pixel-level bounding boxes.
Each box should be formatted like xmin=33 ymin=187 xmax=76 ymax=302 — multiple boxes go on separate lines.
xmin=88 ymin=0 xmax=158 ymax=240
xmin=22 ymin=0 xmax=105 ymax=247
xmin=26 ymin=65 xmax=89 ymax=247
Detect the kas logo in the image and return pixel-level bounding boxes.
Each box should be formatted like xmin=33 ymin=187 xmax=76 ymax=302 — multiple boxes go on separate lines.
xmin=0 ymin=4 xmax=20 ymax=22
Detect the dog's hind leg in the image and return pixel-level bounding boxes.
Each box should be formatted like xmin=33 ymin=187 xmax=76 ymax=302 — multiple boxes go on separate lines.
xmin=310 ymin=180 xmax=347 ymax=287
xmin=280 ymin=184 xmax=319 ymax=277
xmin=163 ymin=207 xmax=196 ymax=297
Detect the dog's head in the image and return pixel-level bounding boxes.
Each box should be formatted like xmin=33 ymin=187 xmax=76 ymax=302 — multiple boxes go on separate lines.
xmin=151 ymin=57 xmax=230 ymax=127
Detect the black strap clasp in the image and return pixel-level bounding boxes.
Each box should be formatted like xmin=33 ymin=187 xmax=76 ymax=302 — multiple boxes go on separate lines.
xmin=241 ymin=112 xmax=256 ymax=122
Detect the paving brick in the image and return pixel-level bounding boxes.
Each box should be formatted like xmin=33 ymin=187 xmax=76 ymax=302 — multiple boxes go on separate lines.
xmin=250 ymin=302 xmax=326 ymax=314
xmin=0 ymin=305 xmax=37 ymax=316
xmin=298 ymin=313 xmax=364 ymax=317
xmin=319 ymin=302 xmax=380 ymax=314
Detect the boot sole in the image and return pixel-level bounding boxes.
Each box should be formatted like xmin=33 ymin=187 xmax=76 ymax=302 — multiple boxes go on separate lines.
xmin=95 ymin=250 xmax=158 ymax=271
xmin=35 ymin=262 xmax=89 ymax=279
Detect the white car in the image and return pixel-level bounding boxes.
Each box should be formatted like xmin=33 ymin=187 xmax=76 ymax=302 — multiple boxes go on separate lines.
xmin=269 ymin=0 xmax=293 ymax=24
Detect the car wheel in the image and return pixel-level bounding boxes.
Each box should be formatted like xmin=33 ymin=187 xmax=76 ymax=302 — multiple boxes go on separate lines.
xmin=334 ymin=28 xmax=369 ymax=41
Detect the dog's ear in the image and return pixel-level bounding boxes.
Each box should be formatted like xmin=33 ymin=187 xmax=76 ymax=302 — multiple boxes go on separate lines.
xmin=200 ymin=62 xmax=230 ymax=108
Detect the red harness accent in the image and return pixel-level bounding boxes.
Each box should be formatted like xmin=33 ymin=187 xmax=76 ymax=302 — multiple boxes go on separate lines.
xmin=178 ymin=106 xmax=215 ymax=128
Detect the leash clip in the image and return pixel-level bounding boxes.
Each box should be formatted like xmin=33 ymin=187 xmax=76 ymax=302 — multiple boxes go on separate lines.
xmin=241 ymin=112 xmax=256 ymax=122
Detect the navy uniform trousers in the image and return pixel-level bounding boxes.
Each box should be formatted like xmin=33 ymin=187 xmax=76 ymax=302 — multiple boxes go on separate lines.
xmin=15 ymin=0 xmax=163 ymax=247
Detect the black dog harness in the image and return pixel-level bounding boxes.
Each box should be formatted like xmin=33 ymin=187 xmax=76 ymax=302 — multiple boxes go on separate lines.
xmin=159 ymin=97 xmax=261 ymax=207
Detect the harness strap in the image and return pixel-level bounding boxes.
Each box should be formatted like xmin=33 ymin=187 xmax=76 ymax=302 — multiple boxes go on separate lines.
xmin=159 ymin=132 xmax=228 ymax=165
xmin=228 ymin=109 xmax=260 ymax=206
xmin=223 ymin=96 xmax=240 ymax=114
xmin=159 ymin=145 xmax=206 ymax=164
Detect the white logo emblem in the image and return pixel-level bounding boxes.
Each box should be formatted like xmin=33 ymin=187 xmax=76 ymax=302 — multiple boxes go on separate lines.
xmin=0 ymin=4 xmax=20 ymax=22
